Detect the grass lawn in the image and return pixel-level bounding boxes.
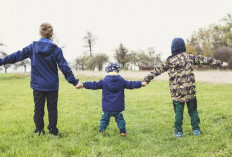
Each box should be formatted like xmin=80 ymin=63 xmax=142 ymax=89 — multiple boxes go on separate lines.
xmin=0 ymin=73 xmax=232 ymax=157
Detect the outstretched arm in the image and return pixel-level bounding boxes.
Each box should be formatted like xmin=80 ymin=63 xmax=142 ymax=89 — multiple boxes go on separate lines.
xmin=82 ymin=80 xmax=103 ymax=90
xmin=143 ymin=61 xmax=169 ymax=83
xmin=0 ymin=44 xmax=32 ymax=65
xmin=57 ymin=49 xmax=79 ymax=86
xmin=190 ymin=54 xmax=224 ymax=66
xmin=123 ymin=79 xmax=143 ymax=89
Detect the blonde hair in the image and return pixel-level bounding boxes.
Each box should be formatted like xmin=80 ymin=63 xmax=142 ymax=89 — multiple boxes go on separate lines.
xmin=39 ymin=22 xmax=53 ymax=39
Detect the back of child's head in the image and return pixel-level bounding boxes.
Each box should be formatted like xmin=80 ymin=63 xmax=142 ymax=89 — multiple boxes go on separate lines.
xmin=105 ymin=62 xmax=120 ymax=73
xmin=40 ymin=22 xmax=53 ymax=39
xmin=171 ymin=37 xmax=186 ymax=55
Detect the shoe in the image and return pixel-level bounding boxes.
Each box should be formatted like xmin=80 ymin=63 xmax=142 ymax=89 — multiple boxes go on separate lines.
xmin=120 ymin=128 xmax=126 ymax=137
xmin=33 ymin=129 xmax=45 ymax=136
xmin=174 ymin=132 xmax=183 ymax=138
xmin=193 ymin=130 xmax=201 ymax=136
xmin=120 ymin=133 xmax=126 ymax=137
xmin=47 ymin=126 xmax=59 ymax=136
xmin=98 ymin=130 xmax=105 ymax=133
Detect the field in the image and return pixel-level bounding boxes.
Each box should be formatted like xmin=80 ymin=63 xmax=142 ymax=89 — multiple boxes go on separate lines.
xmin=0 ymin=73 xmax=232 ymax=157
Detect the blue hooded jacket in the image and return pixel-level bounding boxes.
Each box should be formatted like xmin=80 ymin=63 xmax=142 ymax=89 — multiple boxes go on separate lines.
xmin=83 ymin=74 xmax=142 ymax=112
xmin=0 ymin=39 xmax=78 ymax=91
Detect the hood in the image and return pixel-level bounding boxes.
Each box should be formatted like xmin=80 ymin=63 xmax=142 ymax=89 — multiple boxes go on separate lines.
xmin=33 ymin=41 xmax=58 ymax=56
xmin=104 ymin=75 xmax=124 ymax=93
xmin=171 ymin=38 xmax=186 ymax=56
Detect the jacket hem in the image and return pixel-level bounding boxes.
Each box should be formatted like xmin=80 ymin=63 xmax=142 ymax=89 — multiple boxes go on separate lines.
xmin=31 ymin=86 xmax=59 ymax=92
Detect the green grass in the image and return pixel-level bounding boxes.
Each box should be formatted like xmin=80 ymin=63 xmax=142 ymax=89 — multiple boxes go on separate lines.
xmin=0 ymin=73 xmax=232 ymax=157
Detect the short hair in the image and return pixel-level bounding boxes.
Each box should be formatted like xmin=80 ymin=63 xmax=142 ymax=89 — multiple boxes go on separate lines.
xmin=39 ymin=22 xmax=53 ymax=39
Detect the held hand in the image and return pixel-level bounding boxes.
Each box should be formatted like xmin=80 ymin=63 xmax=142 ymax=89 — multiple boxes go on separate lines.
xmin=141 ymin=82 xmax=148 ymax=87
xmin=222 ymin=62 xmax=228 ymax=68
xmin=76 ymin=83 xmax=84 ymax=89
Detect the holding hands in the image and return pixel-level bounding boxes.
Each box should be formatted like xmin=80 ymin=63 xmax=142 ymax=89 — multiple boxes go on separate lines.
xmin=76 ymin=81 xmax=148 ymax=89
xmin=141 ymin=81 xmax=148 ymax=87
xmin=76 ymin=83 xmax=84 ymax=89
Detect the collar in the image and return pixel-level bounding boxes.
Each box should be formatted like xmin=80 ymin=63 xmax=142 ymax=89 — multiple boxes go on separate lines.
xmin=106 ymin=72 xmax=119 ymax=76
xmin=39 ymin=38 xmax=53 ymax=44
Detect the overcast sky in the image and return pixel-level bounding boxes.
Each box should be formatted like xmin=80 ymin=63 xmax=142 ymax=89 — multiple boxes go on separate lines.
xmin=0 ymin=0 xmax=232 ymax=62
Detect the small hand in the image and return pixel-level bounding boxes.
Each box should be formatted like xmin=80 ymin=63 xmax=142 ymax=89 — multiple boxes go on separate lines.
xmin=76 ymin=83 xmax=84 ymax=89
xmin=222 ymin=62 xmax=228 ymax=68
xmin=141 ymin=82 xmax=148 ymax=87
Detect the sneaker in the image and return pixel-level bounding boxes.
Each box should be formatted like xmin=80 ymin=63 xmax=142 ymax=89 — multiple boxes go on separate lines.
xmin=174 ymin=132 xmax=183 ymax=138
xmin=98 ymin=130 xmax=105 ymax=133
xmin=33 ymin=129 xmax=45 ymax=136
xmin=47 ymin=126 xmax=59 ymax=136
xmin=120 ymin=133 xmax=126 ymax=137
xmin=193 ymin=130 xmax=201 ymax=136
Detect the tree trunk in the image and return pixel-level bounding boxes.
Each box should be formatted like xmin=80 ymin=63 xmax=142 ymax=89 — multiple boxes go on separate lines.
xmin=122 ymin=63 xmax=125 ymax=69
xmin=24 ymin=65 xmax=26 ymax=73
xmin=98 ymin=63 xmax=103 ymax=71
xmin=89 ymin=46 xmax=92 ymax=56
xmin=4 ymin=68 xmax=7 ymax=73
xmin=89 ymin=40 xmax=92 ymax=56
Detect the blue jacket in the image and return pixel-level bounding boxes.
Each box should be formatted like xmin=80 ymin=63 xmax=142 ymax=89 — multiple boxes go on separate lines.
xmin=0 ymin=39 xmax=78 ymax=91
xmin=83 ymin=74 xmax=142 ymax=112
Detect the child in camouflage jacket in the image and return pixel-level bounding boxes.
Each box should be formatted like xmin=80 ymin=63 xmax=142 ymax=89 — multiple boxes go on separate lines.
xmin=143 ymin=37 xmax=228 ymax=138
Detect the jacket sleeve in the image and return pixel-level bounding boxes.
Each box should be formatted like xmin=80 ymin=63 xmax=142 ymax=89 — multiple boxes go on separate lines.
xmin=123 ymin=79 xmax=142 ymax=89
xmin=143 ymin=61 xmax=169 ymax=83
xmin=83 ymin=80 xmax=103 ymax=90
xmin=0 ymin=44 xmax=32 ymax=65
xmin=56 ymin=49 xmax=79 ymax=86
xmin=190 ymin=54 xmax=223 ymax=66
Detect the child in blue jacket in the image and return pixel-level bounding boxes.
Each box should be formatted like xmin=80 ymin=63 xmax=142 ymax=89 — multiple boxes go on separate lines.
xmin=76 ymin=62 xmax=147 ymax=136
xmin=0 ymin=23 xmax=79 ymax=135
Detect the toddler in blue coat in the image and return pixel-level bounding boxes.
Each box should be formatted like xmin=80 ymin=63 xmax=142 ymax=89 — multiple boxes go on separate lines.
xmin=76 ymin=62 xmax=147 ymax=136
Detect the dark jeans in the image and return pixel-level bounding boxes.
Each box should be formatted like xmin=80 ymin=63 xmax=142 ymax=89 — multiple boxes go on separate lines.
xmin=99 ymin=111 xmax=126 ymax=133
xmin=33 ymin=89 xmax=58 ymax=134
xmin=173 ymin=98 xmax=200 ymax=133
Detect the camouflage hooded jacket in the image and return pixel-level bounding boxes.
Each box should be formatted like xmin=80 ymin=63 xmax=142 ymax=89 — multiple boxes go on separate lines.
xmin=143 ymin=52 xmax=223 ymax=102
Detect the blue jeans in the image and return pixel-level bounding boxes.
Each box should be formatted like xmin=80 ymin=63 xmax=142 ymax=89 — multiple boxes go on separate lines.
xmin=99 ymin=111 xmax=126 ymax=133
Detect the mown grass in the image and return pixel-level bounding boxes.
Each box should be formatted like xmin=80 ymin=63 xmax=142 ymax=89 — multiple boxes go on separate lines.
xmin=0 ymin=73 xmax=231 ymax=157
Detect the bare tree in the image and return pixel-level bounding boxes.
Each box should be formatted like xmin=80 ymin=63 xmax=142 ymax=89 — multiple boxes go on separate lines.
xmin=75 ymin=54 xmax=88 ymax=71
xmin=146 ymin=47 xmax=162 ymax=66
xmin=214 ymin=46 xmax=232 ymax=69
xmin=114 ymin=43 xmax=130 ymax=69
xmin=0 ymin=43 xmax=6 ymax=46
xmin=14 ymin=59 xmax=31 ymax=72
xmin=86 ymin=56 xmax=96 ymax=71
xmin=83 ymin=31 xmax=96 ymax=56
xmin=128 ymin=51 xmax=138 ymax=70
xmin=94 ymin=53 xmax=109 ymax=71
